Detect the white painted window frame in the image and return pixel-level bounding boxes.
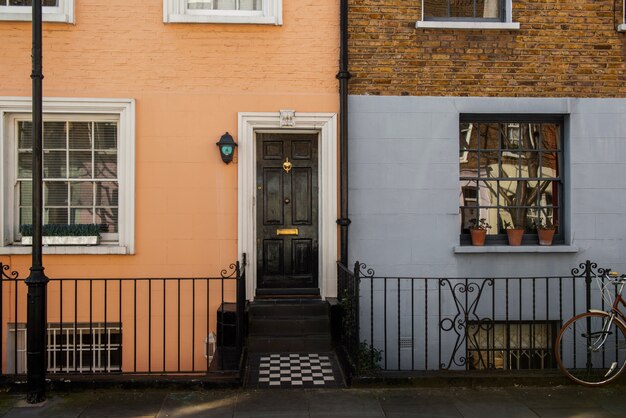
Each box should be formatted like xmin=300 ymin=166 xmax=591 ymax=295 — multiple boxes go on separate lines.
xmin=618 ymin=0 xmax=626 ymax=32
xmin=416 ymin=0 xmax=520 ymax=30
xmin=238 ymin=112 xmax=338 ymax=300
xmin=0 ymin=97 xmax=135 ymax=255
xmin=163 ymin=0 xmax=282 ymax=25
xmin=0 ymin=0 xmax=74 ymax=23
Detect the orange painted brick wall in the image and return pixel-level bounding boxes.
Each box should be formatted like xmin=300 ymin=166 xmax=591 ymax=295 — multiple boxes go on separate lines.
xmin=0 ymin=0 xmax=339 ymax=278
xmin=349 ymin=0 xmax=626 ymax=97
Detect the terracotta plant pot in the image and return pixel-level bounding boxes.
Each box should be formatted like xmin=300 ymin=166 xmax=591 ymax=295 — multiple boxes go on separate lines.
xmin=506 ymin=229 xmax=524 ymax=246
xmin=470 ymin=229 xmax=487 ymax=246
xmin=537 ymin=228 xmax=556 ymax=246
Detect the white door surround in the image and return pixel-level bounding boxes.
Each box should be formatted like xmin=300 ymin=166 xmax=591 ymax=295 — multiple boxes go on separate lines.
xmin=238 ymin=112 xmax=338 ymax=300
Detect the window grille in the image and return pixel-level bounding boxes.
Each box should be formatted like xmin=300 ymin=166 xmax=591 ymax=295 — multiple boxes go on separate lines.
xmin=7 ymin=323 xmax=122 ymax=374
xmin=466 ymin=321 xmax=558 ymax=370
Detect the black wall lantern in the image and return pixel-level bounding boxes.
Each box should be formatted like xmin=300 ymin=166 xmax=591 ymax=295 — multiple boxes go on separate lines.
xmin=216 ymin=132 xmax=237 ymax=164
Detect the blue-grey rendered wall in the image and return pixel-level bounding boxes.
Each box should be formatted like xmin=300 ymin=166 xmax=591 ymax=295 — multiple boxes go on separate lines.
xmin=349 ymin=96 xmax=626 ymax=278
xmin=348 ymin=96 xmax=626 ymax=370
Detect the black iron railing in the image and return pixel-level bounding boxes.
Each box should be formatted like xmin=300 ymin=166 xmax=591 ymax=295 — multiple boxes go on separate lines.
xmin=0 ymin=257 xmax=246 ymax=377
xmin=338 ymin=260 xmax=607 ymax=374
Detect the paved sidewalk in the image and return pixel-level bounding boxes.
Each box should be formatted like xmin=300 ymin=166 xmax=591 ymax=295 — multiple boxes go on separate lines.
xmin=0 ymin=386 xmax=624 ymax=417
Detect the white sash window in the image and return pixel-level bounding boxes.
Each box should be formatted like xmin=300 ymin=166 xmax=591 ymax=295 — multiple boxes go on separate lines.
xmin=164 ymin=0 xmax=281 ymax=25
xmin=0 ymin=0 xmax=74 ymax=23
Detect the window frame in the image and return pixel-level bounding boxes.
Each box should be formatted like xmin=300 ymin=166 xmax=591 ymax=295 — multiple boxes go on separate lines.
xmin=459 ymin=114 xmax=565 ymax=247
xmin=0 ymin=97 xmax=135 ymax=255
xmin=619 ymin=0 xmax=626 ymax=32
xmin=0 ymin=0 xmax=74 ymax=23
xmin=416 ymin=0 xmax=519 ymax=30
xmin=163 ymin=0 xmax=282 ymax=25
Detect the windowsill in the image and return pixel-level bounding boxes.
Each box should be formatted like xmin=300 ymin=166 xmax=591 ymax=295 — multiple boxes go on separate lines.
xmin=0 ymin=13 xmax=74 ymax=23
xmin=416 ymin=21 xmax=520 ymax=30
xmin=454 ymin=245 xmax=578 ymax=254
xmin=618 ymin=24 xmax=626 ymax=32
xmin=0 ymin=245 xmax=129 ymax=255
xmin=164 ymin=14 xmax=280 ymax=25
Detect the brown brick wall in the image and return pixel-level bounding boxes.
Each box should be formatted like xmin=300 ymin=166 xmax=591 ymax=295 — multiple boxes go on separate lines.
xmin=349 ymin=0 xmax=626 ymax=97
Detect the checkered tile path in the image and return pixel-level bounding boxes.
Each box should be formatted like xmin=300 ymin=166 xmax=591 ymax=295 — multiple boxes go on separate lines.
xmin=246 ymin=353 xmax=344 ymax=388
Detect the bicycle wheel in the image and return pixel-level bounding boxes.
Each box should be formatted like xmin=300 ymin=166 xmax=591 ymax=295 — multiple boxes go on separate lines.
xmin=555 ymin=311 xmax=626 ymax=386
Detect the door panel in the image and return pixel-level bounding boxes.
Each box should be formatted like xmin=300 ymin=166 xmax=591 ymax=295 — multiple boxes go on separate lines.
xmin=257 ymin=133 xmax=318 ymax=291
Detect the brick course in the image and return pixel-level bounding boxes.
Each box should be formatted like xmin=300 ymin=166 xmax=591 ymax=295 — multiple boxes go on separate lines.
xmin=349 ymin=0 xmax=626 ymax=97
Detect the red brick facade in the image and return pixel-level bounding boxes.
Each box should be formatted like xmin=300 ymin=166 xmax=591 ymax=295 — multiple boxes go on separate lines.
xmin=349 ymin=0 xmax=626 ymax=97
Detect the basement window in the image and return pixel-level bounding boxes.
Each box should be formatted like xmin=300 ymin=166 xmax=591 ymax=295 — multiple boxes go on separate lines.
xmin=7 ymin=323 xmax=122 ymax=374
xmin=466 ymin=321 xmax=558 ymax=370
xmin=0 ymin=0 xmax=74 ymax=23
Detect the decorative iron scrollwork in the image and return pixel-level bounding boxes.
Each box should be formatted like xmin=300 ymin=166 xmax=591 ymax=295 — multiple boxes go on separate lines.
xmin=0 ymin=263 xmax=19 ymax=281
xmin=439 ymin=278 xmax=493 ymax=370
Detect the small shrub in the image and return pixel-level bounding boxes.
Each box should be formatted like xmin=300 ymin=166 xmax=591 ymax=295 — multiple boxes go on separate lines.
xmin=20 ymin=224 xmax=101 ymax=237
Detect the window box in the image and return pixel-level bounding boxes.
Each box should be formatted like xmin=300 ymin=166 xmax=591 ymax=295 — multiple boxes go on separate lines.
xmin=163 ymin=0 xmax=282 ymax=25
xmin=0 ymin=0 xmax=74 ymax=23
xmin=416 ymin=0 xmax=519 ymax=30
xmin=21 ymin=236 xmax=100 ymax=246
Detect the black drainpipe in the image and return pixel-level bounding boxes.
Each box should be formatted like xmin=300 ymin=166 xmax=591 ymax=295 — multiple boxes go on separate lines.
xmin=337 ymin=0 xmax=351 ymax=265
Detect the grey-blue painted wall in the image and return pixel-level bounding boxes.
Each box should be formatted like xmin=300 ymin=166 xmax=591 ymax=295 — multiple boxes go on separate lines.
xmin=349 ymin=96 xmax=626 ymax=278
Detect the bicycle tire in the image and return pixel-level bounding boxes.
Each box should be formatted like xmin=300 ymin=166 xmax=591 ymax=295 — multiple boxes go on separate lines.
xmin=555 ymin=311 xmax=626 ymax=386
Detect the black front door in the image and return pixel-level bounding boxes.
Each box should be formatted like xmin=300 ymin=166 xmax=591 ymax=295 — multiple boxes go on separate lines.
xmin=256 ymin=133 xmax=319 ymax=293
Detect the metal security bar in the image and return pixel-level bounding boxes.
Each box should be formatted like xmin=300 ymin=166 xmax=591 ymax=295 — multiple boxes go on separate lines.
xmin=338 ymin=260 xmax=604 ymax=374
xmin=0 ymin=257 xmax=246 ymax=377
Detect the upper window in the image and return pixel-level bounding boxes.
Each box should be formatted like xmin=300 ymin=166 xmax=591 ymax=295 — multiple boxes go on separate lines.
xmin=459 ymin=115 xmax=564 ymax=245
xmin=0 ymin=97 xmax=135 ymax=254
xmin=163 ymin=0 xmax=282 ymax=25
xmin=0 ymin=0 xmax=74 ymax=23
xmin=416 ymin=0 xmax=519 ymax=29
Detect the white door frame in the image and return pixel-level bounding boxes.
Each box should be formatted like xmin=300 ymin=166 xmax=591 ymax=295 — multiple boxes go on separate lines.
xmin=238 ymin=112 xmax=338 ymax=301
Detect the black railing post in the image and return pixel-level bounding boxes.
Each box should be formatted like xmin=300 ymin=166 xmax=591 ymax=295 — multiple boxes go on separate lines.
xmin=26 ymin=0 xmax=48 ymax=404
xmin=235 ymin=256 xmax=245 ymax=358
xmin=584 ymin=259 xmax=592 ymax=313
xmin=353 ymin=261 xmax=360 ymax=369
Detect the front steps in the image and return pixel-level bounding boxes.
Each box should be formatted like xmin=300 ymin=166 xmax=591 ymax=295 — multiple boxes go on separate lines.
xmin=247 ymin=299 xmax=332 ymax=353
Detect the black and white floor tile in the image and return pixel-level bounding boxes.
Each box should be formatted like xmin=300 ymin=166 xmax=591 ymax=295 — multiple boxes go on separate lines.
xmin=246 ymin=353 xmax=344 ymax=388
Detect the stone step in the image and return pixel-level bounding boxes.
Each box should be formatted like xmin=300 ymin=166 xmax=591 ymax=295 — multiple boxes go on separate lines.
xmin=247 ymin=334 xmax=332 ymax=353
xmin=249 ymin=317 xmax=330 ymax=336
xmin=248 ymin=301 xmax=329 ymax=318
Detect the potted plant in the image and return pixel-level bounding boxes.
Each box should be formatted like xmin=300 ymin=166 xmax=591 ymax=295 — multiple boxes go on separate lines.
xmin=20 ymin=224 xmax=101 ymax=246
xmin=534 ymin=219 xmax=557 ymax=246
xmin=468 ymin=218 xmax=491 ymax=246
xmin=503 ymin=221 xmax=524 ymax=246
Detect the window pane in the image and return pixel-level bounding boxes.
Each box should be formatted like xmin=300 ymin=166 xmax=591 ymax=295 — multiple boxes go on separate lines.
xmin=538 ymin=181 xmax=557 ymax=206
xmin=96 ymin=182 xmax=118 ymax=206
xmin=460 ymin=151 xmax=478 ymax=178
xmin=96 ymin=208 xmax=118 ymax=233
xmin=187 ymin=0 xmax=262 ymax=10
xmin=540 ymin=152 xmax=559 ymax=178
xmin=43 ymin=121 xmax=66 ymax=149
xmin=44 ymin=181 xmax=68 ymax=206
xmin=18 ymin=121 xmax=32 ymax=149
xmin=94 ymin=122 xmax=117 ymax=150
xmin=520 ymin=151 xmax=540 ymax=178
xmin=479 ymin=123 xmax=499 ymax=149
xmin=69 ymin=122 xmax=92 ymax=150
xmin=499 ymin=207 xmax=529 ymax=230
xmin=20 ymin=207 xmax=32 ymax=226
xmin=459 ymin=123 xmax=477 ymax=152
xmin=45 ymin=207 xmax=68 ymax=224
xmin=499 ymin=180 xmax=538 ymax=206
xmin=95 ymin=151 xmax=117 ymax=179
xmin=70 ymin=208 xmax=94 ymax=225
xmin=18 ymin=151 xmax=32 ymax=178
xmin=480 ymin=151 xmax=499 ymax=178
xmin=520 ymin=123 xmax=541 ymax=150
xmin=70 ymin=182 xmax=94 ymax=206
xmin=542 ymin=124 xmax=560 ymax=151
xmin=43 ymin=150 xmax=67 ymax=178
xmin=69 ymin=151 xmax=92 ymax=179
xmin=500 ymin=151 xmax=519 ymax=177
xmin=19 ymin=181 xmax=32 ymax=206
xmin=478 ymin=180 xmax=498 ymax=206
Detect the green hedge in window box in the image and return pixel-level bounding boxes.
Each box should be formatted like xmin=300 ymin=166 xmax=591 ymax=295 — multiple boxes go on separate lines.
xmin=20 ymin=224 xmax=101 ymax=246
